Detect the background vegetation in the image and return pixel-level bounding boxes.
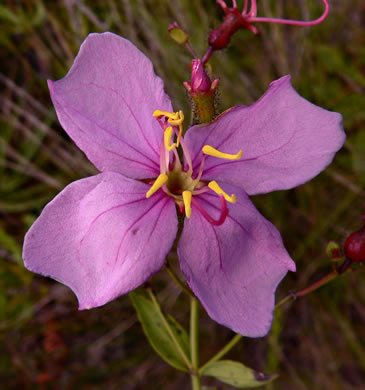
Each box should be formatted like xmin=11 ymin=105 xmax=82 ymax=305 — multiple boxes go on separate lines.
xmin=0 ymin=0 xmax=364 ymax=389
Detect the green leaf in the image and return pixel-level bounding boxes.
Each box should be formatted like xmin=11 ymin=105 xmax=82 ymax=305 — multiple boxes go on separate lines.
xmin=129 ymin=289 xmax=190 ymax=372
xmin=201 ymin=360 xmax=277 ymax=388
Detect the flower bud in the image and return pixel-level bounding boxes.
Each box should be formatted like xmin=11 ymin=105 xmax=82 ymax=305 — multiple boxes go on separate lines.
xmin=184 ymin=60 xmax=220 ymax=123
xmin=344 ymin=222 xmax=365 ymax=263
xmin=208 ymin=9 xmax=247 ymax=50
xmin=168 ymin=22 xmax=189 ymax=45
xmin=326 ymin=241 xmax=344 ymax=262
xmin=190 ymin=59 xmax=211 ymax=94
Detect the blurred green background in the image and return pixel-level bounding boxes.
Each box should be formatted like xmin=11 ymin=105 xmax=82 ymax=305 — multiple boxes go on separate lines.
xmin=0 ymin=0 xmax=364 ymax=389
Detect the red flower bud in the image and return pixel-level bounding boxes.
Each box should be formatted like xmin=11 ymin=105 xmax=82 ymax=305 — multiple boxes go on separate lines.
xmin=344 ymin=222 xmax=365 ymax=263
xmin=208 ymin=8 xmax=250 ymax=50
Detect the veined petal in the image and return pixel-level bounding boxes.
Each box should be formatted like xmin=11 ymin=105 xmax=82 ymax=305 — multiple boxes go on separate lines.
xmin=23 ymin=172 xmax=177 ymax=309
xmin=178 ymin=184 xmax=295 ymax=337
xmin=48 ymin=33 xmax=172 ymax=179
xmin=185 ymin=76 xmax=345 ymax=195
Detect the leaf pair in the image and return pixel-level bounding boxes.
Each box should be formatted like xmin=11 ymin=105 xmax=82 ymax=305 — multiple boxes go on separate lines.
xmin=130 ymin=289 xmax=276 ymax=388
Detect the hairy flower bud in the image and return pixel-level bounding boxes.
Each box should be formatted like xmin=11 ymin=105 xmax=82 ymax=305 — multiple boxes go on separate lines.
xmin=184 ymin=59 xmax=219 ymax=123
xmin=344 ymin=223 xmax=365 ymax=263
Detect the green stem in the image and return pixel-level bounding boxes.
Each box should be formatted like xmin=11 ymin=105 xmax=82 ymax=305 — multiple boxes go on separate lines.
xmin=275 ymin=271 xmax=338 ymax=310
xmin=147 ymin=288 xmax=192 ymax=370
xmin=199 ymin=334 xmax=242 ymax=374
xmin=165 ymin=261 xmax=194 ymax=297
xmin=190 ymin=297 xmax=201 ymax=390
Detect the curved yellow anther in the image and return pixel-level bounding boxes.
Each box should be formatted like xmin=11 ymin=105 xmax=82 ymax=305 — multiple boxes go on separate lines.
xmin=168 ymin=110 xmax=184 ymax=126
xmin=182 ymin=190 xmax=192 ymax=218
xmin=153 ymin=110 xmax=185 ymax=147
xmin=168 ymin=110 xmax=184 ymax=147
xmin=153 ymin=110 xmax=179 ymax=120
xmin=146 ymin=174 xmax=168 ymax=198
xmin=164 ymin=126 xmax=177 ymax=151
xmin=202 ymin=145 xmax=242 ymax=160
xmin=208 ymin=181 xmax=237 ymax=203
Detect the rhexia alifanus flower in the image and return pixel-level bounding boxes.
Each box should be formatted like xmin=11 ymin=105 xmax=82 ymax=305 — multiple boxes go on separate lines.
xmin=23 ymin=33 xmax=345 ymax=337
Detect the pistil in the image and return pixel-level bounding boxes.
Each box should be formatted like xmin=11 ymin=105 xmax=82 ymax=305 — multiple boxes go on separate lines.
xmin=191 ymin=195 xmax=228 ymax=226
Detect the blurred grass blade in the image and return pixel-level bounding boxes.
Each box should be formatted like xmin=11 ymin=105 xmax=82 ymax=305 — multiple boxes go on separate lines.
xmin=0 ymin=5 xmax=20 ymax=24
xmin=0 ymin=229 xmax=22 ymax=264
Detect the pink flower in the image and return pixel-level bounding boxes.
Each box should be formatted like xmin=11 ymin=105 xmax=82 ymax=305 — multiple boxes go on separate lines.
xmin=23 ymin=33 xmax=345 ymax=337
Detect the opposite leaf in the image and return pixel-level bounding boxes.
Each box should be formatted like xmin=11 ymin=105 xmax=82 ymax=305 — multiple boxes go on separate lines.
xmin=129 ymin=289 xmax=190 ymax=372
xmin=201 ymin=360 xmax=277 ymax=388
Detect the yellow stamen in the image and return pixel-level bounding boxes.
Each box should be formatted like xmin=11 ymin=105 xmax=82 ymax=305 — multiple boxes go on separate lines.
xmin=182 ymin=190 xmax=192 ymax=218
xmin=167 ymin=110 xmax=184 ymax=147
xmin=146 ymin=174 xmax=168 ymax=198
xmin=167 ymin=110 xmax=184 ymax=126
xmin=164 ymin=126 xmax=177 ymax=151
xmin=153 ymin=110 xmax=185 ymax=147
xmin=153 ymin=110 xmax=179 ymax=120
xmin=208 ymin=181 xmax=237 ymax=203
xmin=202 ymin=145 xmax=242 ymax=160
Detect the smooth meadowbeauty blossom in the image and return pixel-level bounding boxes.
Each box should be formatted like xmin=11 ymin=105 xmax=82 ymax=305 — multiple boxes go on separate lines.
xmin=23 ymin=33 xmax=345 ymax=337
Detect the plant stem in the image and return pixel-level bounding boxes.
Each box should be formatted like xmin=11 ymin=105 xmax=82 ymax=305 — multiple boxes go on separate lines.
xmin=165 ymin=261 xmax=194 ymax=297
xmin=147 ymin=288 xmax=192 ymax=370
xmin=198 ymin=334 xmax=242 ymax=374
xmin=190 ymin=297 xmax=201 ymax=390
xmin=275 ymin=271 xmax=338 ymax=310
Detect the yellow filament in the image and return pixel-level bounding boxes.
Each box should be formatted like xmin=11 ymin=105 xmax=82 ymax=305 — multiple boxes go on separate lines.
xmin=146 ymin=174 xmax=168 ymax=198
xmin=202 ymin=145 xmax=242 ymax=160
xmin=182 ymin=190 xmax=192 ymax=218
xmin=208 ymin=181 xmax=237 ymax=204
xmin=164 ymin=126 xmax=177 ymax=151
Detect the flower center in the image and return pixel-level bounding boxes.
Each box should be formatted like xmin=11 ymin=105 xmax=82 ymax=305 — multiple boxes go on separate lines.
xmin=165 ymin=168 xmax=196 ymax=195
xmin=146 ymin=109 xmax=242 ymax=224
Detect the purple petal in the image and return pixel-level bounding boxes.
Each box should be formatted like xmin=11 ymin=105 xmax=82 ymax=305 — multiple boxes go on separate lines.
xmin=49 ymin=32 xmax=172 ymax=179
xmin=185 ymin=76 xmax=345 ymax=195
xmin=178 ymin=185 xmax=295 ymax=337
xmin=23 ymin=172 xmax=177 ymax=309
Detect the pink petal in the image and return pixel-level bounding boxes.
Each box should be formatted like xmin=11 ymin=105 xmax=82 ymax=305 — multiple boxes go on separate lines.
xmin=48 ymin=33 xmax=172 ymax=179
xmin=178 ymin=185 xmax=295 ymax=337
xmin=185 ymin=76 xmax=345 ymax=195
xmin=23 ymin=172 xmax=177 ymax=309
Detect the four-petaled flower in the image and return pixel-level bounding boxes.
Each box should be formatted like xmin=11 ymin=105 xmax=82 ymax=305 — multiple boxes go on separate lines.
xmin=23 ymin=33 xmax=345 ymax=337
